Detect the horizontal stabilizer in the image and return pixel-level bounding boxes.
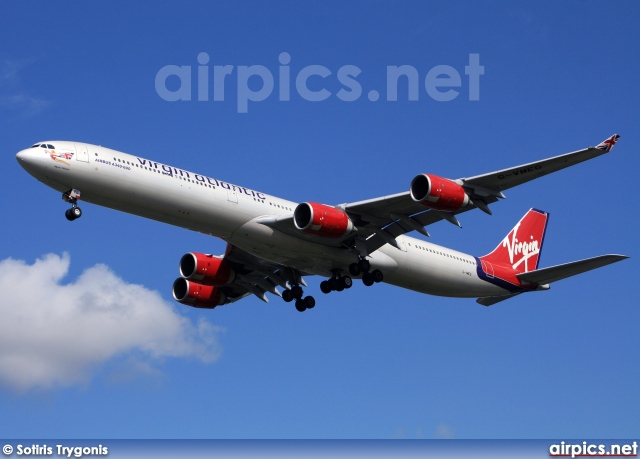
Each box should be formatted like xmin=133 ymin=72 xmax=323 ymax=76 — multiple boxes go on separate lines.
xmin=476 ymin=292 xmax=522 ymax=306
xmin=516 ymin=254 xmax=628 ymax=285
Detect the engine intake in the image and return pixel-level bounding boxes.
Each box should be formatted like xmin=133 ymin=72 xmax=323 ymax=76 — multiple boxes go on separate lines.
xmin=172 ymin=278 xmax=226 ymax=308
xmin=410 ymin=173 xmax=470 ymax=211
xmin=294 ymin=202 xmax=354 ymax=238
xmin=179 ymin=252 xmax=235 ymax=286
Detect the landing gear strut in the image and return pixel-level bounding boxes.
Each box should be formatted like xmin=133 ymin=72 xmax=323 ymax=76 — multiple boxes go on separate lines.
xmin=63 ymin=189 xmax=82 ymax=221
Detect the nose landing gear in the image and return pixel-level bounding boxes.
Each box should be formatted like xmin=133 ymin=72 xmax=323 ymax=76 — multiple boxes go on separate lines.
xmin=65 ymin=207 xmax=82 ymax=221
xmin=63 ymin=189 xmax=82 ymax=221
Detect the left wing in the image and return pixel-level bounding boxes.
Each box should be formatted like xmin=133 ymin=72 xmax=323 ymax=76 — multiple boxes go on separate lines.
xmin=340 ymin=134 xmax=621 ymax=255
xmin=258 ymin=135 xmax=621 ymax=258
xmin=462 ymin=134 xmax=620 ymax=192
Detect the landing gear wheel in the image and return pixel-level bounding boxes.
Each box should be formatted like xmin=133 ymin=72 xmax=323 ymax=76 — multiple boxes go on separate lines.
xmin=320 ymin=281 xmax=332 ymax=294
xmin=65 ymin=206 xmax=82 ymax=221
xmin=349 ymin=263 xmax=361 ymax=276
xmin=341 ymin=276 xmax=353 ymax=289
xmin=371 ymin=269 xmax=384 ymax=283
xmin=282 ymin=289 xmax=294 ymax=302
xmin=291 ymin=285 xmax=304 ymax=299
xmin=358 ymin=259 xmax=371 ymax=273
xmin=303 ymin=296 xmax=315 ymax=309
xmin=362 ymin=272 xmax=374 ymax=287
xmin=295 ymin=299 xmax=306 ymax=312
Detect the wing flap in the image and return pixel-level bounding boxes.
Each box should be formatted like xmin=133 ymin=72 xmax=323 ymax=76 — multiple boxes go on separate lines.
xmin=363 ymin=197 xmax=499 ymax=254
xmin=516 ymin=254 xmax=628 ymax=285
xmin=215 ymin=244 xmax=311 ymax=304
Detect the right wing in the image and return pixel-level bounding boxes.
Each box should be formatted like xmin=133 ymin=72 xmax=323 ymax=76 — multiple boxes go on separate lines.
xmin=174 ymin=244 xmax=312 ymax=308
xmin=219 ymin=244 xmax=311 ymax=304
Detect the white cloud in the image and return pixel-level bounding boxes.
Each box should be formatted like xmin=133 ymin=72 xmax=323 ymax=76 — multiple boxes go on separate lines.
xmin=0 ymin=93 xmax=51 ymax=117
xmin=0 ymin=58 xmax=51 ymax=117
xmin=0 ymin=60 xmax=23 ymax=84
xmin=0 ymin=253 xmax=223 ymax=391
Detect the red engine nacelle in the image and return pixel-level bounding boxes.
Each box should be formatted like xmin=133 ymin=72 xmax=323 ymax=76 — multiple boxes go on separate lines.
xmin=293 ymin=202 xmax=354 ymax=238
xmin=179 ymin=252 xmax=235 ymax=286
xmin=410 ymin=173 xmax=470 ymax=211
xmin=172 ymin=278 xmax=226 ymax=308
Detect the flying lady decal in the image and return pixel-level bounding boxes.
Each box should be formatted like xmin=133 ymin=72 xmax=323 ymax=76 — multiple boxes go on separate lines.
xmin=48 ymin=148 xmax=74 ymax=166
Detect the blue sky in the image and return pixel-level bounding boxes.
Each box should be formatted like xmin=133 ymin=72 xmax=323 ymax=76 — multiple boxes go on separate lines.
xmin=1 ymin=1 xmax=638 ymax=439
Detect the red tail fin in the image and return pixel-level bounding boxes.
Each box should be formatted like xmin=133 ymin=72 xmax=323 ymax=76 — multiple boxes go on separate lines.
xmin=480 ymin=209 xmax=549 ymax=273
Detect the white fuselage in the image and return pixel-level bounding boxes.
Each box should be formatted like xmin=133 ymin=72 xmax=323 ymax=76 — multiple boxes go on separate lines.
xmin=16 ymin=141 xmax=510 ymax=299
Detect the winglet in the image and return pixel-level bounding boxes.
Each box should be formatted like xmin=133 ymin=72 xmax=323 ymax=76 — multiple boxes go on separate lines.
xmin=594 ymin=134 xmax=620 ymax=153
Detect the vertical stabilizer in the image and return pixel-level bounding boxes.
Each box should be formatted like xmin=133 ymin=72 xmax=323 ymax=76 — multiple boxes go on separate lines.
xmin=480 ymin=209 xmax=549 ymax=273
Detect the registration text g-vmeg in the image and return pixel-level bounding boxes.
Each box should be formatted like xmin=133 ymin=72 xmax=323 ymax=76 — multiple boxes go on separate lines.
xmin=155 ymin=52 xmax=484 ymax=112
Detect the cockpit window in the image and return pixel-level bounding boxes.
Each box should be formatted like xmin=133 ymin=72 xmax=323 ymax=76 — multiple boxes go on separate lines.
xmin=46 ymin=144 xmax=55 ymax=149
xmin=31 ymin=144 xmax=40 ymax=148
xmin=40 ymin=144 xmax=47 ymax=148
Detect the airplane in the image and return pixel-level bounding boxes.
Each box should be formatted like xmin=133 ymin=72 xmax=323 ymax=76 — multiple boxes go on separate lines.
xmin=15 ymin=134 xmax=628 ymax=311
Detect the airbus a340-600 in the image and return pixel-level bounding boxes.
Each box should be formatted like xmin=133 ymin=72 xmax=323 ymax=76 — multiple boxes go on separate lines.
xmin=16 ymin=134 xmax=628 ymax=311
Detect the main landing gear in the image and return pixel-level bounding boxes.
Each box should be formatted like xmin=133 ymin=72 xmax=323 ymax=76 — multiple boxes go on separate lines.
xmin=282 ymin=283 xmax=316 ymax=312
xmin=348 ymin=258 xmax=384 ymax=287
xmin=281 ymin=259 xmax=384 ymax=312
xmin=63 ymin=189 xmax=82 ymax=221
xmin=320 ymin=271 xmax=353 ymax=294
xmin=319 ymin=259 xmax=383 ymax=298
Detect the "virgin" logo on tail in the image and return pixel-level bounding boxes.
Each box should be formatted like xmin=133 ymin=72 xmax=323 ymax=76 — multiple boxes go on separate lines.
xmin=501 ymin=221 xmax=540 ymax=272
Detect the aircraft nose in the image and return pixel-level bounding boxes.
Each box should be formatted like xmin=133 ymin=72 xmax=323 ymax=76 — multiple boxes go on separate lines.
xmin=16 ymin=148 xmax=31 ymax=163
xmin=16 ymin=147 xmax=44 ymax=175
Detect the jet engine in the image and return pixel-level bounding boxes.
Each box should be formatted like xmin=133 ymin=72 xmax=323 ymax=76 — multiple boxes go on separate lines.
xmin=172 ymin=278 xmax=226 ymax=308
xmin=410 ymin=173 xmax=470 ymax=211
xmin=293 ymin=202 xmax=354 ymax=238
xmin=179 ymin=252 xmax=235 ymax=286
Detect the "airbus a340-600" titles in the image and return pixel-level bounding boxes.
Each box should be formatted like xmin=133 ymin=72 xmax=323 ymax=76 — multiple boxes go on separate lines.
xmin=16 ymin=134 xmax=628 ymax=311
